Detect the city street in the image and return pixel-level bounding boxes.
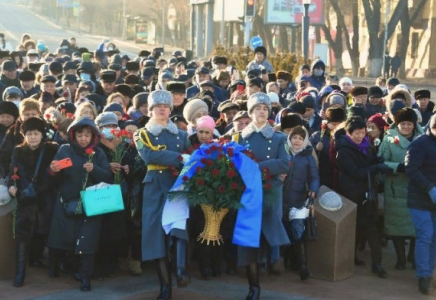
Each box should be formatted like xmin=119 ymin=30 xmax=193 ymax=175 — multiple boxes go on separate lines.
xmin=0 ymin=0 xmax=166 ymax=59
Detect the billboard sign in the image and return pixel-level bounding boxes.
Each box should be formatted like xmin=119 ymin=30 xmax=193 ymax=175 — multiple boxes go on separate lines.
xmin=264 ymin=0 xmax=325 ymax=25
xmin=213 ymin=0 xmax=244 ymax=22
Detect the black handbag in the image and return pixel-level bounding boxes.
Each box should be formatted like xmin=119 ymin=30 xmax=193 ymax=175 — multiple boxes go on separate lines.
xmin=304 ymin=197 xmax=318 ymax=241
xmin=61 ymin=197 xmax=83 ymax=216
xmin=18 ymin=145 xmax=45 ymax=202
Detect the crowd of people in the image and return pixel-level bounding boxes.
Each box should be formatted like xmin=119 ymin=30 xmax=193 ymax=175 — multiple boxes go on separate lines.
xmin=0 ymin=32 xmax=436 ymax=299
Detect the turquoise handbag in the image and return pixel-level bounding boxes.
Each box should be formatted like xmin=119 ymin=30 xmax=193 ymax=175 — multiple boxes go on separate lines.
xmin=80 ymin=184 xmax=124 ymax=217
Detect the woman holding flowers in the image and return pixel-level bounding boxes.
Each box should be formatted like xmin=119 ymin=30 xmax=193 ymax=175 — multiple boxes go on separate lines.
xmin=47 ymin=116 xmax=112 ymax=292
xmin=234 ymin=92 xmax=290 ymax=300
xmin=379 ymin=108 xmax=423 ymax=270
xmin=8 ymin=117 xmax=58 ymax=287
xmin=134 ymin=90 xmax=190 ymax=300
xmin=93 ymin=112 xmax=133 ymax=278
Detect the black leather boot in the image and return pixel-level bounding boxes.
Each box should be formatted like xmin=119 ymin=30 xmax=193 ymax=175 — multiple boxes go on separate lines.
xmin=48 ymin=248 xmax=60 ymax=278
xmin=295 ymin=242 xmax=310 ymax=280
xmin=211 ymin=245 xmax=222 ymax=277
xmin=156 ymin=257 xmax=172 ymax=300
xmin=392 ymin=237 xmax=406 ymax=270
xmin=176 ymin=239 xmax=190 ymax=287
xmin=245 ymin=263 xmax=260 ymax=300
xmin=13 ymin=242 xmax=29 ymax=287
xmin=418 ymin=277 xmax=433 ymax=295
xmin=197 ymin=243 xmax=211 ymax=280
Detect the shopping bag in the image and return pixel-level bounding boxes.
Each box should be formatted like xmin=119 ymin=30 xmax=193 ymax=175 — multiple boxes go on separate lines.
xmin=80 ymin=183 xmax=124 ymax=216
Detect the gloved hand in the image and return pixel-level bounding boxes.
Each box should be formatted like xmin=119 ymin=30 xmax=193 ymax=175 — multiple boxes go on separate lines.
xmin=429 ymin=187 xmax=436 ymax=204
xmin=181 ymin=154 xmax=191 ymax=164
xmin=396 ymin=163 xmax=405 ymax=173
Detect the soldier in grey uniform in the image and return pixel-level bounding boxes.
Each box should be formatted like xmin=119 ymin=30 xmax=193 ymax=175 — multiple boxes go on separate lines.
xmin=234 ymin=92 xmax=290 ymax=300
xmin=134 ymin=90 xmax=190 ymax=300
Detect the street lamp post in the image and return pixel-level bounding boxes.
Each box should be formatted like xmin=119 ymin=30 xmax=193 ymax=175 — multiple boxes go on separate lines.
xmin=302 ymin=0 xmax=311 ymax=62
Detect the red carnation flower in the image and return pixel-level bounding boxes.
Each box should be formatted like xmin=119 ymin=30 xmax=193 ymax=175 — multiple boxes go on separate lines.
xmin=229 ymin=162 xmax=235 ymax=168
xmin=66 ymin=113 xmax=74 ymax=119
xmin=45 ymin=114 xmax=51 ymax=120
xmin=206 ymin=160 xmax=213 ymax=166
xmin=218 ymin=185 xmax=226 ymax=193
xmin=210 ymin=145 xmax=217 ymax=151
xmin=217 ymin=146 xmax=223 ymax=153
xmin=182 ymin=176 xmax=189 ymax=182
xmin=196 ymin=166 xmax=202 ymax=173
xmin=11 ymin=174 xmax=20 ymax=181
xmin=231 ymin=182 xmax=238 ymax=190
xmin=85 ymin=147 xmax=94 ymax=155
xmin=212 ymin=169 xmax=220 ymax=176
xmin=200 ymin=158 xmax=207 ymax=164
xmin=205 ymin=149 xmax=211 ymax=155
xmin=227 ymin=147 xmax=234 ymax=157
xmin=227 ymin=170 xmax=236 ymax=178
xmin=217 ymin=153 xmax=224 ymax=160
xmin=197 ymin=178 xmax=205 ymax=185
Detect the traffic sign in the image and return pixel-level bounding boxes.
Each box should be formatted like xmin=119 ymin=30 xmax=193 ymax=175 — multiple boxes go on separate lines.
xmin=249 ymin=36 xmax=263 ymax=50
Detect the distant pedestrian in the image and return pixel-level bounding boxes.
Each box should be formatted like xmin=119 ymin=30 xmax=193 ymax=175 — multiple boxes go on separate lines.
xmin=0 ymin=33 xmax=14 ymax=52
xmin=391 ymin=53 xmax=401 ymax=77
xmin=383 ymin=52 xmax=391 ymax=79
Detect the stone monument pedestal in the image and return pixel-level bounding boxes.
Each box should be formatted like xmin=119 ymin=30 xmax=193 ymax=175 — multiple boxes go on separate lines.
xmin=306 ymin=185 xmax=357 ymax=281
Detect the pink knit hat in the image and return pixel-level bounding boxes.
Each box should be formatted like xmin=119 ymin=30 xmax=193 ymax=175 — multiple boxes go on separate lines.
xmin=196 ymin=115 xmax=216 ymax=133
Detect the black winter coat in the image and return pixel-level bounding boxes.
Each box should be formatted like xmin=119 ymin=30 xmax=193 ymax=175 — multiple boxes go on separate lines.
xmin=47 ymin=117 xmax=112 ymax=254
xmin=310 ymin=129 xmax=334 ymax=189
xmin=405 ymin=130 xmax=436 ymax=213
xmin=0 ymin=119 xmax=24 ymax=177
xmin=335 ymin=129 xmax=379 ymax=206
xmin=8 ymin=142 xmax=59 ymax=242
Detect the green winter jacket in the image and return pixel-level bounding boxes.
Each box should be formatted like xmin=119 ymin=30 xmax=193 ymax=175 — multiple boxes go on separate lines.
xmin=379 ymin=125 xmax=424 ymax=236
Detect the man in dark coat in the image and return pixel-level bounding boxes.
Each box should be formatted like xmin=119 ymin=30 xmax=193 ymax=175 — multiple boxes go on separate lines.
xmin=366 ymin=86 xmax=386 ymax=118
xmin=415 ymin=89 xmax=434 ymax=126
xmin=405 ymin=114 xmax=436 ymax=295
xmin=1 ymin=60 xmax=20 ymax=88
xmin=167 ymin=81 xmax=187 ymax=117
xmin=19 ymin=71 xmax=39 ymax=98
xmin=308 ymin=59 xmax=326 ymax=91
xmin=186 ymin=67 xmax=226 ymax=102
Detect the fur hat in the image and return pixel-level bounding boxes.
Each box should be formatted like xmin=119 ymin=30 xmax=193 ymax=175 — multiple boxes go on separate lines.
xmin=280 ymin=113 xmax=303 ymax=131
xmin=21 ymin=117 xmax=46 ymax=136
xmin=166 ymin=81 xmax=186 ymax=94
xmin=133 ymin=92 xmax=149 ymax=109
xmin=183 ymin=98 xmax=209 ymax=123
xmin=394 ymin=107 xmax=417 ymax=125
xmin=0 ymin=101 xmax=19 ymax=119
xmin=233 ymin=110 xmax=250 ymax=122
xmin=276 ymin=71 xmax=291 ymax=81
xmin=218 ymin=100 xmax=239 ymax=113
xmin=148 ymin=90 xmax=173 ymax=111
xmin=350 ymin=86 xmax=368 ymax=97
xmin=254 ymin=46 xmax=267 ymax=57
xmin=325 ymin=106 xmax=346 ymax=123
xmin=247 ymin=92 xmax=271 ymax=115
xmin=288 ymin=101 xmax=306 ymax=115
xmin=299 ymin=95 xmax=315 ymax=109
xmin=414 ymin=89 xmax=431 ymax=100
xmin=196 ymin=115 xmax=216 ymax=132
xmin=347 ymin=106 xmax=366 ymax=120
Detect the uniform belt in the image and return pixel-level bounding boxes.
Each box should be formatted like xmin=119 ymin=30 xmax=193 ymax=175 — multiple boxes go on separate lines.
xmin=148 ymin=165 xmax=169 ymax=171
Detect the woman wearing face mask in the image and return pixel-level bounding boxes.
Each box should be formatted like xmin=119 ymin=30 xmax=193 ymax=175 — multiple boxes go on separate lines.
xmin=233 ymin=92 xmax=290 ymax=300
xmin=335 ymin=117 xmax=392 ymax=278
xmin=309 ymin=106 xmax=346 ymax=189
xmin=93 ymin=112 xmax=134 ymax=279
xmin=379 ymin=108 xmax=423 ymax=271
xmin=282 ymin=126 xmax=320 ymax=280
xmin=8 ymin=118 xmax=59 ymax=288
xmin=47 ymin=117 xmax=112 ymax=292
